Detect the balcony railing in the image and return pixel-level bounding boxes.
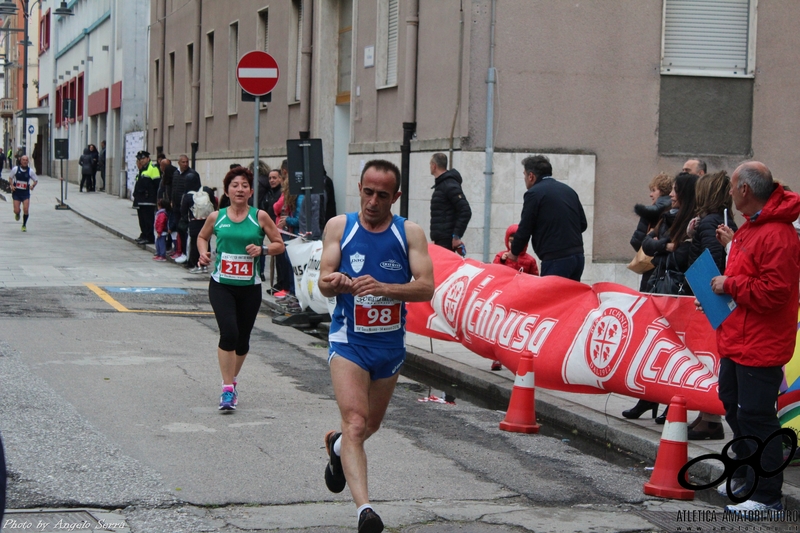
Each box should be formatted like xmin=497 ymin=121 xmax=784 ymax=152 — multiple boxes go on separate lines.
xmin=0 ymin=98 xmax=15 ymax=117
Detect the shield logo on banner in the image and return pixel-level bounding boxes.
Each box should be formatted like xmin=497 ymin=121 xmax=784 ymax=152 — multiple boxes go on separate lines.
xmin=350 ymin=252 xmax=365 ymax=274
xmin=585 ymin=308 xmax=630 ymax=378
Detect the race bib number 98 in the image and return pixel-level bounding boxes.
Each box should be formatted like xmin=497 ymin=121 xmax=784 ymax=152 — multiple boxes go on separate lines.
xmin=220 ymin=253 xmax=253 ymax=281
xmin=354 ymin=295 xmax=402 ymax=333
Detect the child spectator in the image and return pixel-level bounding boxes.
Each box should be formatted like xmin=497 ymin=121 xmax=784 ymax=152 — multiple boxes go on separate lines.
xmin=153 ymin=199 xmax=169 ymax=261
xmin=490 ymin=224 xmax=539 ymax=370
xmin=494 ymin=224 xmax=539 ymax=275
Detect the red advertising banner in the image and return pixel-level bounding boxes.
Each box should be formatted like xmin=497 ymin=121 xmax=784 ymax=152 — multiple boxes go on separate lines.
xmin=406 ymin=245 xmax=724 ymax=415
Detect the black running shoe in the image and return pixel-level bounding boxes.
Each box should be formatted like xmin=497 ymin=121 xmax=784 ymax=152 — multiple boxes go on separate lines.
xmin=358 ymin=508 xmax=384 ymax=533
xmin=324 ymin=430 xmax=346 ymax=493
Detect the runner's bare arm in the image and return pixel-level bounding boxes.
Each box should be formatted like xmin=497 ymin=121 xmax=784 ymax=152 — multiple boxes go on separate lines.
xmin=197 ymin=212 xmax=219 ymax=266
xmin=351 ymin=221 xmax=434 ymax=302
xmin=318 ymin=215 xmax=352 ymax=297
xmin=245 ymin=210 xmax=285 ymax=257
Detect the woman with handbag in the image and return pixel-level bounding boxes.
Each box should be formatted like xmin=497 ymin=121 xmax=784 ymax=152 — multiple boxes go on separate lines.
xmin=629 ymin=173 xmax=673 ymax=291
xmin=622 ymin=172 xmax=698 ymax=423
xmin=680 ymin=171 xmax=739 ymax=440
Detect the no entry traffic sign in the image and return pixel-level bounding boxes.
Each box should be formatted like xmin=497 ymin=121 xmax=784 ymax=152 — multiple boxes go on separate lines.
xmin=237 ymin=51 xmax=280 ymax=96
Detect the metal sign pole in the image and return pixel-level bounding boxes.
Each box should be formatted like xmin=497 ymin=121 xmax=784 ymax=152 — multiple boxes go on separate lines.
xmin=65 ymin=126 xmax=69 ymax=200
xmin=253 ymin=95 xmax=260 ymax=207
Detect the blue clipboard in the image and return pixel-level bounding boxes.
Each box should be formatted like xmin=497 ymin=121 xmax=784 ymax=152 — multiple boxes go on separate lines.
xmin=684 ymin=248 xmax=737 ymax=329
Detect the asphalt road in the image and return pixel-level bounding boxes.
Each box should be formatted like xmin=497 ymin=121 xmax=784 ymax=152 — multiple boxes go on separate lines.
xmin=0 ymin=180 xmax=727 ymax=532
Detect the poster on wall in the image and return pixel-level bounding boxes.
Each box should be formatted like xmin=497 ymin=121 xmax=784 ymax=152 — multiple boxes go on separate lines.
xmin=124 ymin=131 xmax=144 ymax=198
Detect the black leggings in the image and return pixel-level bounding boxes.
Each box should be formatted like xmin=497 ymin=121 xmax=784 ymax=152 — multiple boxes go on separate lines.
xmin=208 ymin=279 xmax=263 ymax=355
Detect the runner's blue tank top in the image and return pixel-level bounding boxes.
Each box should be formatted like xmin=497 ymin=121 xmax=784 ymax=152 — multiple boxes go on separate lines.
xmin=14 ymin=166 xmax=32 ymax=190
xmin=329 ymin=212 xmax=410 ymax=349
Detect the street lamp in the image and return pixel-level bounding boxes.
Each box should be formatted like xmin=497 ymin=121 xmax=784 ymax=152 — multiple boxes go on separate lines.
xmin=0 ymin=0 xmax=73 ymax=156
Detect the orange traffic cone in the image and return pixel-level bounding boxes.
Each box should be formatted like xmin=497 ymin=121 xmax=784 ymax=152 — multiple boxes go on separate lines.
xmin=499 ymin=352 xmax=540 ymax=433
xmin=643 ymin=395 xmax=694 ymax=500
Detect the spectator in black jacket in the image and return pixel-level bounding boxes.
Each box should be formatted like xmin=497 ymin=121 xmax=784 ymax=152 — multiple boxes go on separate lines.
xmin=261 ymin=168 xmax=283 ymax=221
xmin=79 ymin=147 xmax=95 ymax=192
xmin=630 ymin=172 xmax=673 ymax=291
xmin=133 ymin=151 xmax=161 ymax=244
xmin=98 ymin=140 xmax=106 ymax=191
xmin=171 ymin=155 xmax=201 ymax=261
xmin=684 ymin=170 xmax=736 ymax=440
xmin=508 ymin=155 xmax=587 ymax=281
xmin=429 ymin=152 xmax=471 ymax=253
xmin=88 ymin=144 xmax=100 ymax=191
xmin=248 ymin=159 xmax=271 ymax=208
xmin=322 ymin=167 xmax=337 ymax=227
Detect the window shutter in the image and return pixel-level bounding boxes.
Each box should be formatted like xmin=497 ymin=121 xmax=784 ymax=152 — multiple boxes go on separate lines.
xmin=295 ymin=2 xmax=303 ymax=102
xmin=662 ymin=0 xmax=752 ymax=77
xmin=386 ymin=0 xmax=398 ymax=86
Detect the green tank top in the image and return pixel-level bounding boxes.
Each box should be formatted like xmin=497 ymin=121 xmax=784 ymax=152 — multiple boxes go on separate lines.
xmin=211 ymin=206 xmax=265 ymax=286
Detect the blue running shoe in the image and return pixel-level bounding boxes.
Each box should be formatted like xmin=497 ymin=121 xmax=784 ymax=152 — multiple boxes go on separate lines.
xmin=219 ymin=388 xmax=235 ymax=411
xmin=725 ymin=499 xmax=783 ymax=518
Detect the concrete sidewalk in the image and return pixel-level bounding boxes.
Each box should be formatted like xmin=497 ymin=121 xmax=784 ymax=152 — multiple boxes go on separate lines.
xmin=23 ymin=174 xmax=800 ymax=509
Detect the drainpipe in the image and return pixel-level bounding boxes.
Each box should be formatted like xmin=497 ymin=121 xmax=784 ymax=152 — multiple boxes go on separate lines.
xmin=400 ymin=0 xmax=419 ymax=218
xmin=84 ymin=30 xmax=90 ymax=148
xmin=448 ymin=0 xmax=464 ymax=169
xmin=155 ymin=0 xmax=166 ymax=153
xmin=108 ymin=0 xmax=118 ymax=196
xmin=191 ymin=0 xmax=201 ymax=168
xmin=298 ymin=0 xmax=313 ymax=138
xmin=482 ymin=0 xmax=497 ymax=262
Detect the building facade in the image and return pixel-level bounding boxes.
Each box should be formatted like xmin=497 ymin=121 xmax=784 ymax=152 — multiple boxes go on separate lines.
xmin=35 ymin=0 xmax=149 ymax=196
xmin=149 ymin=0 xmax=800 ymax=286
xmin=1 ymin=5 xmax=41 ymax=167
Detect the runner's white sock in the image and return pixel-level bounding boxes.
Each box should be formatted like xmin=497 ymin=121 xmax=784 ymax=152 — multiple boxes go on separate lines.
xmin=356 ymin=504 xmax=373 ymax=518
xmin=333 ymin=434 xmax=342 ymax=456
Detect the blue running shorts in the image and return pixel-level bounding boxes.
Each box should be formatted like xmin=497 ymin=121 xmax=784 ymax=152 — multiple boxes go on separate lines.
xmin=329 ymin=342 xmax=406 ymax=381
xmin=12 ymin=189 xmax=30 ymax=202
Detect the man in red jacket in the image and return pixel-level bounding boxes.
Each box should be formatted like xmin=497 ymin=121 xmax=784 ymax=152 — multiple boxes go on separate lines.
xmin=710 ymin=161 xmax=800 ymax=514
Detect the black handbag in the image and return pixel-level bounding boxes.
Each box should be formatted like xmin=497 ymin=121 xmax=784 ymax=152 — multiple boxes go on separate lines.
xmin=646 ymin=254 xmax=690 ymax=296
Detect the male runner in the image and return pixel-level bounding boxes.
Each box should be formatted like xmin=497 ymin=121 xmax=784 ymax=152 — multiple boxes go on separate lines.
xmin=318 ymin=160 xmax=434 ymax=533
xmin=10 ymin=155 xmax=38 ymax=232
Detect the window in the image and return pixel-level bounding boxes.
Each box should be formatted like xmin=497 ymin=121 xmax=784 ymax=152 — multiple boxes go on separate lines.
xmin=77 ymin=73 xmax=84 ymax=122
xmin=290 ymin=0 xmax=303 ymax=103
xmin=337 ymin=0 xmax=353 ymax=104
xmin=167 ymin=51 xmax=175 ymax=125
xmin=154 ymin=58 xmax=160 ymax=124
xmin=185 ymin=43 xmax=193 ymax=123
xmin=205 ymin=32 xmax=214 ymax=116
xmin=228 ymin=22 xmax=239 ymax=115
xmin=661 ymin=0 xmax=756 ymax=78
xmin=376 ymin=0 xmax=399 ymax=88
xmin=55 ymin=85 xmax=62 ymax=128
xmin=69 ymin=78 xmax=77 ymax=124
xmin=257 ymin=8 xmax=269 ymax=52
xmin=39 ymin=9 xmax=51 ymax=54
xmin=658 ymin=0 xmax=756 ymax=155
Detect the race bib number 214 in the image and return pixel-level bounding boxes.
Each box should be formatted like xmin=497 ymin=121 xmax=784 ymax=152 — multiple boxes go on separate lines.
xmin=220 ymin=253 xmax=253 ymax=281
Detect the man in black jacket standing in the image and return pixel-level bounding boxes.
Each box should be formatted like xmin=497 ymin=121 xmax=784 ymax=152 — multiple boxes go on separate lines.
xmin=429 ymin=153 xmax=471 ymax=254
xmin=133 ymin=151 xmax=161 ymax=244
xmin=507 ymin=155 xmax=587 ymax=281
